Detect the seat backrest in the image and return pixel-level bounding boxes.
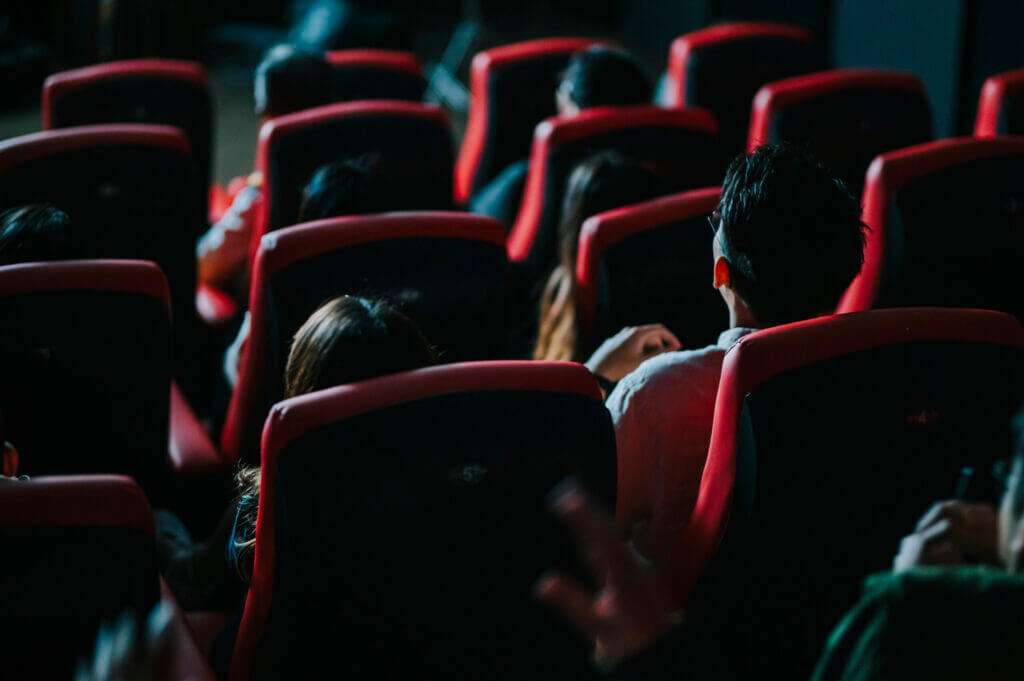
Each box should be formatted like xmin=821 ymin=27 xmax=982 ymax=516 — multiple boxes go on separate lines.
xmin=0 ymin=261 xmax=172 ymax=493
xmin=325 ymin=49 xmax=427 ymax=102
xmin=0 ymin=125 xmax=205 ymax=378
xmin=665 ymin=22 xmax=822 ymax=158
xmin=43 ymin=59 xmax=213 ymax=191
xmin=576 ymin=187 xmax=727 ymax=351
xmin=975 ymin=68 xmax=1024 ymax=137
xmin=0 ymin=475 xmax=160 ymax=681
xmin=455 ymin=37 xmax=604 ymax=203
xmin=671 ymin=308 xmax=1024 ymax=679
xmin=221 ymin=213 xmax=508 ymax=463
xmin=748 ymin=69 xmax=933 ymax=195
xmin=508 ymin=105 xmax=722 ymax=281
xmin=229 ymin=361 xmax=617 ymax=681
xmin=254 ymin=101 xmax=454 ymax=248
xmin=839 ymin=137 xmax=1024 ymax=319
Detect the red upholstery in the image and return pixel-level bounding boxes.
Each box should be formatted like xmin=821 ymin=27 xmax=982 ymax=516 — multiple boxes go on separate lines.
xmin=220 ymin=212 xmax=508 ymax=462
xmin=975 ymin=68 xmax=1024 ymax=137
xmin=748 ymin=69 xmax=924 ymax=150
xmin=0 ymin=123 xmax=190 ymax=171
xmin=576 ymin=186 xmax=721 ymax=337
xmin=0 ymin=258 xmax=169 ymax=300
xmin=169 ymin=382 xmax=229 ymax=477
xmin=670 ymin=307 xmax=1024 ymax=607
xmin=838 ymin=136 xmax=1024 ymax=314
xmin=324 ymin=48 xmax=423 ymax=75
xmin=507 ymin=105 xmax=719 ymax=270
xmin=229 ymin=360 xmax=605 ymax=681
xmin=665 ymin=22 xmax=815 ymax=107
xmin=0 ymin=474 xmax=153 ymax=533
xmin=252 ymin=100 xmax=453 ymax=261
xmin=41 ymin=58 xmax=209 ymax=128
xmin=454 ymin=37 xmax=603 ymax=203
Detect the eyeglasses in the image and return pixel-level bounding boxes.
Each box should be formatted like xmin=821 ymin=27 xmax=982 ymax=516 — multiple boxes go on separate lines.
xmin=708 ymin=209 xmax=721 ymax=236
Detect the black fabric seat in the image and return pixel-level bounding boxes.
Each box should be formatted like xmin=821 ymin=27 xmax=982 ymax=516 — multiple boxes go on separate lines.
xmin=230 ymin=362 xmax=617 ymax=681
xmin=0 ymin=261 xmax=171 ymax=494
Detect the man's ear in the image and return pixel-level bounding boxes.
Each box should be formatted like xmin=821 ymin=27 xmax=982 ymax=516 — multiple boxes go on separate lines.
xmin=713 ymin=257 xmax=731 ymax=289
xmin=2 ymin=442 xmax=17 ymax=478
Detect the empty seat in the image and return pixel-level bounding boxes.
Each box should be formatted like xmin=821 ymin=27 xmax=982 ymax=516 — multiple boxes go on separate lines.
xmin=325 ymin=49 xmax=427 ymax=102
xmin=839 ymin=137 xmax=1024 ymax=319
xmin=228 ymin=361 xmax=617 ymax=681
xmin=455 ymin=37 xmax=603 ymax=203
xmin=0 ymin=261 xmax=171 ymax=493
xmin=0 ymin=124 xmax=206 ymax=394
xmin=42 ymin=59 xmax=214 ymax=192
xmin=220 ymin=212 xmax=508 ymax=463
xmin=0 ymin=475 xmax=159 ymax=680
xmin=576 ymin=187 xmax=727 ymax=351
xmin=253 ymin=101 xmax=454 ymax=251
xmin=668 ymin=308 xmax=1024 ymax=679
xmin=748 ymin=69 xmax=932 ymax=195
xmin=508 ymin=105 xmax=722 ymax=281
xmin=975 ymin=68 xmax=1024 ymax=137
xmin=664 ymin=22 xmax=822 ymax=158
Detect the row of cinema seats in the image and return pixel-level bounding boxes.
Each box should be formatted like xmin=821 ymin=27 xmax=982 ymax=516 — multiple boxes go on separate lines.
xmin=4 ymin=306 xmax=1021 ymax=680
xmin=3 ymin=23 xmax=1024 ymax=681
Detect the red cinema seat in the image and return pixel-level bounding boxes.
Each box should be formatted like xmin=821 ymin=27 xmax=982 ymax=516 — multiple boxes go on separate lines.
xmin=576 ymin=187 xmax=727 ymax=351
xmin=0 ymin=125 xmax=208 ymax=398
xmin=228 ymin=361 xmax=616 ymax=681
xmin=508 ymin=105 xmax=722 ymax=282
xmin=666 ymin=308 xmax=1024 ymax=679
xmin=0 ymin=475 xmax=216 ymax=681
xmin=42 ymin=59 xmax=214 ymax=193
xmin=455 ymin=37 xmax=604 ymax=204
xmin=220 ymin=212 xmax=508 ymax=463
xmin=325 ymin=49 xmax=427 ymax=102
xmin=0 ymin=261 xmax=173 ymax=494
xmin=839 ymin=137 xmax=1024 ymax=319
xmin=975 ymin=68 xmax=1024 ymax=137
xmin=665 ymin=22 xmax=822 ymax=158
xmin=252 ymin=101 xmax=454 ymax=255
xmin=748 ymin=69 xmax=932 ymax=195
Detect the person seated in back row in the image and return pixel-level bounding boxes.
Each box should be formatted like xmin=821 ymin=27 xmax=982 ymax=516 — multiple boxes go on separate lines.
xmin=533 ymin=150 xmax=676 ymax=364
xmin=197 ymin=44 xmax=334 ymax=293
xmin=0 ymin=204 xmax=80 ymax=266
xmin=585 ymin=144 xmax=867 ymax=561
xmin=470 ymin=45 xmax=654 ymax=231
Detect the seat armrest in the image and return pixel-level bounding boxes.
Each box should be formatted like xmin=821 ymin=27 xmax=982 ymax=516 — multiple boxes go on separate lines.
xmin=196 ymin=283 xmax=239 ymax=327
xmin=169 ymin=383 xmax=229 ymax=478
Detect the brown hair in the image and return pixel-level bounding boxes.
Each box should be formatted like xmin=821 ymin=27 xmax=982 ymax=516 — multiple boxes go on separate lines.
xmin=232 ymin=295 xmax=436 ymax=582
xmin=534 ymin=152 xmax=658 ymax=361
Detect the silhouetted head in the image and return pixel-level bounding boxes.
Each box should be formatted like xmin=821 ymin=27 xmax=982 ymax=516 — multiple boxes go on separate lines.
xmin=0 ymin=205 xmax=78 ymax=266
xmin=298 ymin=158 xmax=390 ymax=222
xmin=255 ymin=44 xmax=334 ymax=119
xmin=556 ymin=46 xmax=653 ymax=116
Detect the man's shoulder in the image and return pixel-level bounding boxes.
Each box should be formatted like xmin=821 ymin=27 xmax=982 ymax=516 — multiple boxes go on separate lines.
xmin=613 ymin=344 xmax=727 ymax=402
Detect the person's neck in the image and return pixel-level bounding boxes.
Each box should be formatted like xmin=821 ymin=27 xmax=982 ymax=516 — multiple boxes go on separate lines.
xmin=728 ymin=305 xmax=760 ymax=330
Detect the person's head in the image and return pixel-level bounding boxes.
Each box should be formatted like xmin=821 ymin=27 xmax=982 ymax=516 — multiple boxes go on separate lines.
xmin=254 ymin=43 xmax=333 ymax=120
xmin=535 ymin=152 xmax=658 ymax=362
xmin=1000 ymin=406 xmax=1024 ymax=572
xmin=557 ymin=151 xmax=658 ymax=269
xmin=0 ymin=204 xmax=77 ymax=266
xmin=711 ymin=145 xmax=866 ymax=328
xmin=284 ymin=295 xmax=437 ymax=398
xmin=297 ymin=158 xmax=390 ymax=222
xmin=556 ymin=46 xmax=653 ymax=117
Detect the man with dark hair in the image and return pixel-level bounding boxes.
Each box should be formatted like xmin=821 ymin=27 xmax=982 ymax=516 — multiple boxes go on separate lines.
xmin=471 ymin=45 xmax=654 ymax=230
xmin=0 ymin=204 xmax=78 ymax=266
xmin=297 ymin=157 xmax=390 ymax=223
xmin=587 ymin=144 xmax=867 ymax=561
